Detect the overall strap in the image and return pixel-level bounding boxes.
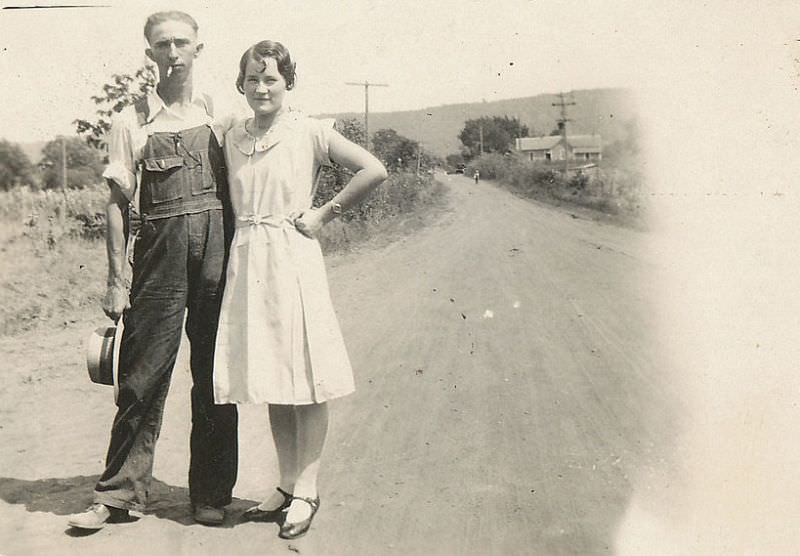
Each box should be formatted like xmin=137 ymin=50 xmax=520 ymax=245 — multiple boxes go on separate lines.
xmin=131 ymin=96 xmax=151 ymax=216
xmin=133 ymin=97 xmax=152 ymax=127
xmin=126 ymin=96 xmax=151 ymax=262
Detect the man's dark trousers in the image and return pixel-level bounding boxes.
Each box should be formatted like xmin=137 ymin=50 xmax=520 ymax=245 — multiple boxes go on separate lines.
xmin=94 ymin=123 xmax=238 ymax=511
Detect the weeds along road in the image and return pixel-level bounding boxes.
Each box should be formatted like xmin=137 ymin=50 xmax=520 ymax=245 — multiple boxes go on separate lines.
xmin=0 ymin=173 xmax=677 ymax=555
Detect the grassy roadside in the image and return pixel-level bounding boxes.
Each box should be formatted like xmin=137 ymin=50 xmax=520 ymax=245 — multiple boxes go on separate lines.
xmin=0 ymin=187 xmax=108 ymax=336
xmin=465 ymin=153 xmax=646 ymax=229
xmin=318 ymin=172 xmax=448 ymax=254
xmin=0 ymin=173 xmax=448 ymax=337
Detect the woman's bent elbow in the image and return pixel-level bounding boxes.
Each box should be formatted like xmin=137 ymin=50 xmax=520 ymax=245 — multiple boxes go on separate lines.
xmin=374 ymin=165 xmax=389 ymax=182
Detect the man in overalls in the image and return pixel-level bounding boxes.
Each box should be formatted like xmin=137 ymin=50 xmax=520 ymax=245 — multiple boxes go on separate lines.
xmin=68 ymin=11 xmax=238 ymax=529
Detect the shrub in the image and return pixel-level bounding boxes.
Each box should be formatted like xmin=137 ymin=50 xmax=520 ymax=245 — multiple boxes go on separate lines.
xmin=466 ymin=153 xmax=643 ymax=223
xmin=0 ymin=185 xmax=107 ymax=247
xmin=317 ymin=171 xmax=445 ymax=253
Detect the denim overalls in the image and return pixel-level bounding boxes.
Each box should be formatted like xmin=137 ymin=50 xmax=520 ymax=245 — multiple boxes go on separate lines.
xmin=94 ymin=100 xmax=238 ymax=512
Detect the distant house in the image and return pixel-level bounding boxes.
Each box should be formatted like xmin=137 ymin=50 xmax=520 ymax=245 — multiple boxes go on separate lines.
xmin=515 ymin=134 xmax=602 ymax=162
xmin=568 ymin=135 xmax=603 ymax=161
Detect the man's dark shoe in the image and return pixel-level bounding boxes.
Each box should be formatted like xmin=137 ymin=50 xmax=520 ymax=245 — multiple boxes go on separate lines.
xmin=193 ymin=504 xmax=225 ymax=526
xmin=67 ymin=503 xmax=129 ymax=530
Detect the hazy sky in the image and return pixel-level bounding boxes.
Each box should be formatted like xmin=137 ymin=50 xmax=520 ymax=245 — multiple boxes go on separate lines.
xmin=0 ymin=0 xmax=797 ymax=149
xmin=2 ymin=0 xmax=664 ymax=143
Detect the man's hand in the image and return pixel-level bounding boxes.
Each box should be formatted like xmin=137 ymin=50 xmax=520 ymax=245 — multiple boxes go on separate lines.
xmin=103 ymin=283 xmax=130 ymax=322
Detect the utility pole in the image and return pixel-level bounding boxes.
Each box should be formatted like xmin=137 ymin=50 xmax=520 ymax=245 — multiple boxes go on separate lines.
xmin=479 ymin=123 xmax=484 ymax=155
xmin=61 ymin=136 xmax=67 ymax=192
xmin=345 ymin=80 xmax=389 ymax=151
xmin=552 ymin=91 xmax=576 ymax=176
xmin=417 ymin=112 xmax=432 ymax=176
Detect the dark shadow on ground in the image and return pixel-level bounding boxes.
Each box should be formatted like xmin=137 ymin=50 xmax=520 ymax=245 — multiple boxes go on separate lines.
xmin=0 ymin=475 xmax=257 ymax=529
xmin=0 ymin=475 xmax=100 ymax=515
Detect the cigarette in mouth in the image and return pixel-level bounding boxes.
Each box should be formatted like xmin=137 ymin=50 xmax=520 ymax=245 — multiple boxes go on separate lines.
xmin=167 ymin=65 xmax=174 ymax=78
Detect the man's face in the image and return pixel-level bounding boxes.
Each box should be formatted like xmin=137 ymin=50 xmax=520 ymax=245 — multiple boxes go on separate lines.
xmin=145 ymin=20 xmax=202 ymax=78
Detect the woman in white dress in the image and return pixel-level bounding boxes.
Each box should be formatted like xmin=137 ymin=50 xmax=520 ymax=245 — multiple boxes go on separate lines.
xmin=213 ymin=41 xmax=387 ymax=539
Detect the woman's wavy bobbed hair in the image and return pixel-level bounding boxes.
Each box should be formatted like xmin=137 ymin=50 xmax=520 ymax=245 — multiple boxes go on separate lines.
xmin=236 ymin=40 xmax=297 ymax=94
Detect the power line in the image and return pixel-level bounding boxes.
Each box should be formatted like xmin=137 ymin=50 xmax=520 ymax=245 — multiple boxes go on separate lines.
xmin=552 ymin=91 xmax=576 ymax=134
xmin=345 ymin=81 xmax=389 ymax=151
xmin=552 ymin=91 xmax=576 ymax=175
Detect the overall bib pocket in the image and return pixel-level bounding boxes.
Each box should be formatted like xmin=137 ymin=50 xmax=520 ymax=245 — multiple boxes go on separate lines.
xmin=142 ymin=156 xmax=184 ymax=204
xmin=186 ymin=150 xmax=216 ymax=196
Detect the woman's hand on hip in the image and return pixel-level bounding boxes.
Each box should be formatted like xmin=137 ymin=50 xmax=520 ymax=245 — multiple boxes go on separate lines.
xmin=293 ymin=208 xmax=325 ymax=239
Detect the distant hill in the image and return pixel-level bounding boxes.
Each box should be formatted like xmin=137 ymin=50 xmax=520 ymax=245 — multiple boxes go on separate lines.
xmin=12 ymin=89 xmax=635 ymax=163
xmin=318 ymin=88 xmax=637 ymax=158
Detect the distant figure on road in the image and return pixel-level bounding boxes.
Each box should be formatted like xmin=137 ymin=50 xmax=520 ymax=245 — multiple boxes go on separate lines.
xmin=474 ymin=169 xmax=480 ymax=183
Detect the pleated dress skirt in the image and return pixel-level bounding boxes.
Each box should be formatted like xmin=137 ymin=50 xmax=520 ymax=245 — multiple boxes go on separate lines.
xmin=213 ymin=219 xmax=355 ymax=405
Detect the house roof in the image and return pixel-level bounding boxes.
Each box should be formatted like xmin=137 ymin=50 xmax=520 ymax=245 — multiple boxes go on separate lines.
xmin=568 ymin=134 xmax=602 ymax=153
xmin=516 ymin=136 xmax=562 ymax=151
xmin=516 ymin=134 xmax=602 ymax=153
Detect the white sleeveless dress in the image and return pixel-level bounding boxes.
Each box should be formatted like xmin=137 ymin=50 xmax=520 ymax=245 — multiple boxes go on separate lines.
xmin=213 ymin=112 xmax=354 ymax=405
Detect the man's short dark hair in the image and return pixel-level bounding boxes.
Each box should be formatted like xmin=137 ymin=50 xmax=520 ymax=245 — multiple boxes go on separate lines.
xmin=144 ymin=11 xmax=199 ymax=43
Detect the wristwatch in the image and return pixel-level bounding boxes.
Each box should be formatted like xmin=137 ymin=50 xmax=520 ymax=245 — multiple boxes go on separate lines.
xmin=329 ymin=201 xmax=343 ymax=216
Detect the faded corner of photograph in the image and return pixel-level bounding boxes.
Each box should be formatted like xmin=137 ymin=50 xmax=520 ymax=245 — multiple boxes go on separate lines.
xmin=615 ymin=8 xmax=800 ymax=554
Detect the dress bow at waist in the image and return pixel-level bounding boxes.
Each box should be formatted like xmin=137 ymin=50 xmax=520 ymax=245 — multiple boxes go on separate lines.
xmin=236 ymin=214 xmax=296 ymax=228
xmin=234 ymin=213 xmax=297 ymax=246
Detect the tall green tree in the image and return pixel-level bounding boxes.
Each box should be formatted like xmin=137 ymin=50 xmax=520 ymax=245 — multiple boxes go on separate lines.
xmin=458 ymin=116 xmax=529 ymax=160
xmin=40 ymin=136 xmax=105 ymax=189
xmin=371 ymin=128 xmax=420 ymax=172
xmin=0 ymin=140 xmax=34 ymax=191
xmin=74 ymin=65 xmax=157 ymax=150
xmin=445 ymin=153 xmax=465 ymax=168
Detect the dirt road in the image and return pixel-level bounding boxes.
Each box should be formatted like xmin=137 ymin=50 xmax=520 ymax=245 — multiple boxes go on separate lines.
xmin=0 ymin=174 xmax=676 ymax=555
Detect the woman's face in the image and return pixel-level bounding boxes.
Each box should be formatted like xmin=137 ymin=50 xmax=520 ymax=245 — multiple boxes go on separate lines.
xmin=243 ymin=56 xmax=288 ymax=118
